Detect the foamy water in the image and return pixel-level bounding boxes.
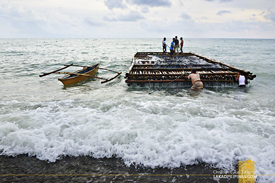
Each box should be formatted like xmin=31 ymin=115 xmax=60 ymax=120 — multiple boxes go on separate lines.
xmin=0 ymin=38 xmax=274 ymax=182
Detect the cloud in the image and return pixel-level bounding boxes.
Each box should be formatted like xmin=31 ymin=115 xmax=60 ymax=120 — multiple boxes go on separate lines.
xmin=84 ymin=17 xmax=103 ymax=27
xmin=103 ymin=0 xmax=172 ymax=10
xmin=204 ymin=0 xmax=233 ymax=2
xmin=219 ymin=0 xmax=233 ymax=2
xmin=181 ymin=13 xmax=192 ymax=20
xmin=217 ymin=10 xmax=231 ymax=16
xmin=140 ymin=21 xmax=170 ymax=33
xmin=0 ymin=0 xmax=274 ymax=38
xmin=104 ymin=0 xmax=127 ymax=10
xmin=141 ymin=7 xmax=149 ymax=13
xmin=218 ymin=20 xmax=272 ymax=35
xmin=104 ymin=10 xmax=144 ymax=22
xmin=264 ymin=10 xmax=275 ymax=23
xmin=0 ymin=3 xmax=83 ymax=37
xmin=126 ymin=0 xmax=172 ymax=7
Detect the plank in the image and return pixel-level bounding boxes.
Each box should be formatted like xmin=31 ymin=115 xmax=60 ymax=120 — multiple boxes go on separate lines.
xmin=39 ymin=63 xmax=73 ymax=77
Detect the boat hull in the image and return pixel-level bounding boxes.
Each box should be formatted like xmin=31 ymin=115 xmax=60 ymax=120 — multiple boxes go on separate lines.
xmin=58 ymin=63 xmax=100 ymax=86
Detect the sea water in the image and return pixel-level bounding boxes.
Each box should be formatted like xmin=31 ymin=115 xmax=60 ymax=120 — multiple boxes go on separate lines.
xmin=0 ymin=38 xmax=274 ymax=182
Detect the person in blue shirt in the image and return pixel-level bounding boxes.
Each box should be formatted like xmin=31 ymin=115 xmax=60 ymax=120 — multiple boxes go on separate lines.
xmin=170 ymin=38 xmax=175 ymax=58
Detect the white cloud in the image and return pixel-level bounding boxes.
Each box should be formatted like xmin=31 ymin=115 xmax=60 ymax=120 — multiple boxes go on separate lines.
xmin=84 ymin=17 xmax=104 ymax=27
xmin=141 ymin=7 xmax=150 ymax=13
xmin=126 ymin=0 xmax=172 ymax=7
xmin=104 ymin=0 xmax=127 ymax=10
xmin=219 ymin=0 xmax=233 ymax=2
xmin=264 ymin=9 xmax=275 ymax=22
xmin=217 ymin=10 xmax=231 ymax=16
xmin=104 ymin=10 xmax=144 ymax=22
xmin=204 ymin=0 xmax=233 ymax=2
xmin=181 ymin=13 xmax=192 ymax=20
xmin=0 ymin=0 xmax=274 ymax=38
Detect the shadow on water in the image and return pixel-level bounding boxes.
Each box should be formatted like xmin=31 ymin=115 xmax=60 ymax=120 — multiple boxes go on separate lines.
xmin=186 ymin=89 xmax=203 ymax=98
xmin=204 ymin=85 xmax=251 ymax=94
xmin=126 ymin=84 xmax=252 ymax=100
xmin=126 ymin=86 xmax=204 ymax=98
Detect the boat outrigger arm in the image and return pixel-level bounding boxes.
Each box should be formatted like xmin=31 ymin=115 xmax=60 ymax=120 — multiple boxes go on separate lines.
xmin=39 ymin=63 xmax=73 ymax=77
xmin=39 ymin=63 xmax=121 ymax=84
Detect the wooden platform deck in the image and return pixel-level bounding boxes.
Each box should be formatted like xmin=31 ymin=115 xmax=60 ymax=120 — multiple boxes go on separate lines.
xmin=125 ymin=52 xmax=256 ymax=88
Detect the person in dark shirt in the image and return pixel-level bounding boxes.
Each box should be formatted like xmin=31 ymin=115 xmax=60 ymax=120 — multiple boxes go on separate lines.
xmin=180 ymin=37 xmax=184 ymax=53
xmin=174 ymin=36 xmax=179 ymax=55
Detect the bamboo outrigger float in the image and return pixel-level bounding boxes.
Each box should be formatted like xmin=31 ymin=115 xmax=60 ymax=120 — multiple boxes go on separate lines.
xmin=39 ymin=63 xmax=121 ymax=86
xmin=125 ymin=52 xmax=256 ymax=88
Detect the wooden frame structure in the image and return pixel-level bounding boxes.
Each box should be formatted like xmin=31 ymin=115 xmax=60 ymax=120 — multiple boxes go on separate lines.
xmin=125 ymin=52 xmax=256 ymax=88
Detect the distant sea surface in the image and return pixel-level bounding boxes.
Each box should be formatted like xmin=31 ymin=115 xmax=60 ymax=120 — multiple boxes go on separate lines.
xmin=0 ymin=38 xmax=274 ymax=182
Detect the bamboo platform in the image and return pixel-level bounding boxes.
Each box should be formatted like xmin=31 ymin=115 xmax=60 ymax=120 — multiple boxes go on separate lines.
xmin=125 ymin=52 xmax=256 ymax=88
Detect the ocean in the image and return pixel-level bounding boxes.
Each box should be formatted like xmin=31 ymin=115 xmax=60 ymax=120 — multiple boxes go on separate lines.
xmin=0 ymin=38 xmax=274 ymax=182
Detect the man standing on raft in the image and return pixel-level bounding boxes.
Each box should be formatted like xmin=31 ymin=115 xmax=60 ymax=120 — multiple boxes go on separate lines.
xmin=170 ymin=38 xmax=175 ymax=58
xmin=186 ymin=69 xmax=203 ymax=90
xmin=162 ymin=37 xmax=167 ymax=52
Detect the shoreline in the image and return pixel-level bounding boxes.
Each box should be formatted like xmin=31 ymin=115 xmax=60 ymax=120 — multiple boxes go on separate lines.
xmin=0 ymin=155 xmax=237 ymax=182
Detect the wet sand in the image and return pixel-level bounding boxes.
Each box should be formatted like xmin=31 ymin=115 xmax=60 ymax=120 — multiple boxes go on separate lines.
xmin=0 ymin=155 xmax=238 ymax=182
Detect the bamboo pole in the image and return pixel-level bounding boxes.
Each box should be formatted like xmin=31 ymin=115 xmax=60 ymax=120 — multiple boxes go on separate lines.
xmin=64 ymin=64 xmax=121 ymax=74
xmin=58 ymin=71 xmax=121 ymax=84
xmin=57 ymin=72 xmax=108 ymax=80
xmin=101 ymin=72 xmax=122 ymax=84
xmin=39 ymin=63 xmax=73 ymax=77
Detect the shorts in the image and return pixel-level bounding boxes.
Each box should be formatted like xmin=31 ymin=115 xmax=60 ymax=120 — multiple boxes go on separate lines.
xmin=191 ymin=82 xmax=203 ymax=90
xmin=170 ymin=49 xmax=174 ymax=56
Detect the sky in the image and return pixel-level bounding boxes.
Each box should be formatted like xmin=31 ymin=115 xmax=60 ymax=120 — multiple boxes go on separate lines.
xmin=0 ymin=0 xmax=275 ymax=38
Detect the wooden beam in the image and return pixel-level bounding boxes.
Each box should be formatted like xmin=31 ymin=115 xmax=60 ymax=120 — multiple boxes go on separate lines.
xmin=57 ymin=72 xmax=108 ymax=80
xmin=101 ymin=72 xmax=122 ymax=83
xmin=125 ymin=79 xmax=235 ymax=83
xmin=39 ymin=63 xmax=73 ymax=77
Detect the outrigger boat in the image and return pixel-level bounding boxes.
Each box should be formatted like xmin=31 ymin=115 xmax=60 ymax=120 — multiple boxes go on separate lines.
xmin=39 ymin=63 xmax=121 ymax=86
xmin=125 ymin=52 xmax=256 ymax=88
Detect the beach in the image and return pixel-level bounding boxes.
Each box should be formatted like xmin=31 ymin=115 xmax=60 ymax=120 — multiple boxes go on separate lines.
xmin=0 ymin=155 xmax=237 ymax=182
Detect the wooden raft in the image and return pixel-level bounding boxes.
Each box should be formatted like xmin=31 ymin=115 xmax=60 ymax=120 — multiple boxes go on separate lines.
xmin=125 ymin=52 xmax=256 ymax=87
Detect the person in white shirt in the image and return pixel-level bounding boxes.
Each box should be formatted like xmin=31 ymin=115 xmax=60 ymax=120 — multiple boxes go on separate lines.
xmin=235 ymin=72 xmax=246 ymax=87
xmin=162 ymin=37 xmax=166 ymax=52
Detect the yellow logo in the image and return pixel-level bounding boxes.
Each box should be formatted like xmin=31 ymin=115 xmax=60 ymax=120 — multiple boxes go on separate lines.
xmin=239 ymin=159 xmax=255 ymax=183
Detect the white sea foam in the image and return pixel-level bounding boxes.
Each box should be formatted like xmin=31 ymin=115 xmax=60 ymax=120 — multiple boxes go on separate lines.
xmin=0 ymin=94 xmax=274 ymax=183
